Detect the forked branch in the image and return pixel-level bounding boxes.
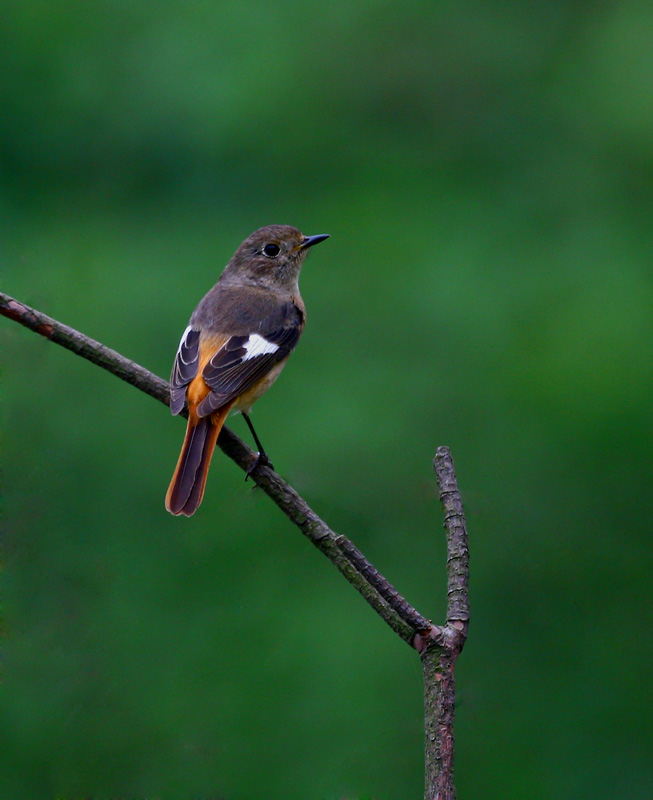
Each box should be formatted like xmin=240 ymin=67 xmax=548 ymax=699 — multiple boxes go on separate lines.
xmin=1 ymin=289 xmax=470 ymax=799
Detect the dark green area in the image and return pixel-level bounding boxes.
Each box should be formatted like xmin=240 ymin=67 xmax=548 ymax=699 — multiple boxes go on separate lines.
xmin=2 ymin=2 xmax=652 ymax=798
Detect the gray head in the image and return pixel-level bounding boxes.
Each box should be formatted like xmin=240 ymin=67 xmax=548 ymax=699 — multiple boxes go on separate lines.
xmin=221 ymin=225 xmax=329 ymax=293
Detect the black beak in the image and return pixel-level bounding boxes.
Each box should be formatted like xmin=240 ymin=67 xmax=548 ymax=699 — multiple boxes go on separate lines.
xmin=300 ymin=233 xmax=330 ymax=249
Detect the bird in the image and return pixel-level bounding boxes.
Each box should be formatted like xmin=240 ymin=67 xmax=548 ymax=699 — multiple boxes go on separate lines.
xmin=165 ymin=224 xmax=329 ymax=516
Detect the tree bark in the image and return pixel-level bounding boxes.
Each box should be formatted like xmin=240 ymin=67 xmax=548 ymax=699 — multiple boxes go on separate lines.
xmin=414 ymin=448 xmax=470 ymax=799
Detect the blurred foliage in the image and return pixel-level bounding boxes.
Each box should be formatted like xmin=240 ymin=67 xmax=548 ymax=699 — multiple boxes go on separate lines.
xmin=2 ymin=1 xmax=652 ymax=798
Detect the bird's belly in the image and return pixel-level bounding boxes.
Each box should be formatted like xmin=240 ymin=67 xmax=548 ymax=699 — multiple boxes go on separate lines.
xmin=230 ymin=357 xmax=289 ymax=415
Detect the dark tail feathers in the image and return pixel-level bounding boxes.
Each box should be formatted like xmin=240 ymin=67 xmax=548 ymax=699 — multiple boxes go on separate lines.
xmin=165 ymin=412 xmax=226 ymax=516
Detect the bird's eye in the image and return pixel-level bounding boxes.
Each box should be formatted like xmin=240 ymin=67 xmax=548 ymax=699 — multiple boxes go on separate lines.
xmin=262 ymin=243 xmax=280 ymax=258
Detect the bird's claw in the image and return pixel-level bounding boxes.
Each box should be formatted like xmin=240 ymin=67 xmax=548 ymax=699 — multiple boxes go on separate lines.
xmin=245 ymin=451 xmax=274 ymax=481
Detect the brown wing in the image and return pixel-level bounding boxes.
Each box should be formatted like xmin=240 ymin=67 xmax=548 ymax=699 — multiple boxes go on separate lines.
xmin=169 ymin=326 xmax=201 ymax=415
xmin=171 ymin=300 xmax=303 ymax=418
xmin=196 ymin=319 xmax=301 ymax=417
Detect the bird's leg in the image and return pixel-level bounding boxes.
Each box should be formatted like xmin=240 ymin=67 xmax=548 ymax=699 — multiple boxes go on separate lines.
xmin=242 ymin=412 xmax=274 ymax=479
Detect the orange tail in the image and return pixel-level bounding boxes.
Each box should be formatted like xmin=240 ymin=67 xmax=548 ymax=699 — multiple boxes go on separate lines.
xmin=165 ymin=407 xmax=230 ymax=517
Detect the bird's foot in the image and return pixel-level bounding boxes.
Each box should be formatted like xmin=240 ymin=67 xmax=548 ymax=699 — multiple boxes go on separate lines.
xmin=245 ymin=451 xmax=274 ymax=481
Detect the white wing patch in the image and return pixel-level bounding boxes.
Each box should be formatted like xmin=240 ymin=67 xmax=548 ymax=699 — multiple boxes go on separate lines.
xmin=242 ymin=333 xmax=279 ymax=361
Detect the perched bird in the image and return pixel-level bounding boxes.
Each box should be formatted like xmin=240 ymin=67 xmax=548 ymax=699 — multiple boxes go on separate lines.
xmin=165 ymin=224 xmax=329 ymax=516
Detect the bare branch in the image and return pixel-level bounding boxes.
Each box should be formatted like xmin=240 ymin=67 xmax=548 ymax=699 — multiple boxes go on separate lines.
xmin=415 ymin=447 xmax=470 ymax=800
xmin=0 ymin=292 xmax=170 ymax=405
xmin=436 ymin=446 xmax=470 ymax=637
xmin=2 ymin=290 xmax=472 ymax=797
xmin=1 ymin=290 xmax=429 ymax=644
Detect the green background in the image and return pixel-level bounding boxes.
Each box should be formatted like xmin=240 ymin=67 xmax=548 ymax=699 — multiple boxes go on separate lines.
xmin=2 ymin=2 xmax=652 ymax=798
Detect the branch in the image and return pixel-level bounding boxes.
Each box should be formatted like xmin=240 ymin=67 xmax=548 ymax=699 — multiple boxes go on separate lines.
xmin=415 ymin=448 xmax=470 ymax=800
xmin=0 ymin=290 xmax=431 ymax=643
xmin=2 ymin=290 xmax=471 ymax=798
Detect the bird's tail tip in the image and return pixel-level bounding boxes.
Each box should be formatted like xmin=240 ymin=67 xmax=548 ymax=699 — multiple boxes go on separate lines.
xmin=165 ymin=413 xmax=223 ymax=516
